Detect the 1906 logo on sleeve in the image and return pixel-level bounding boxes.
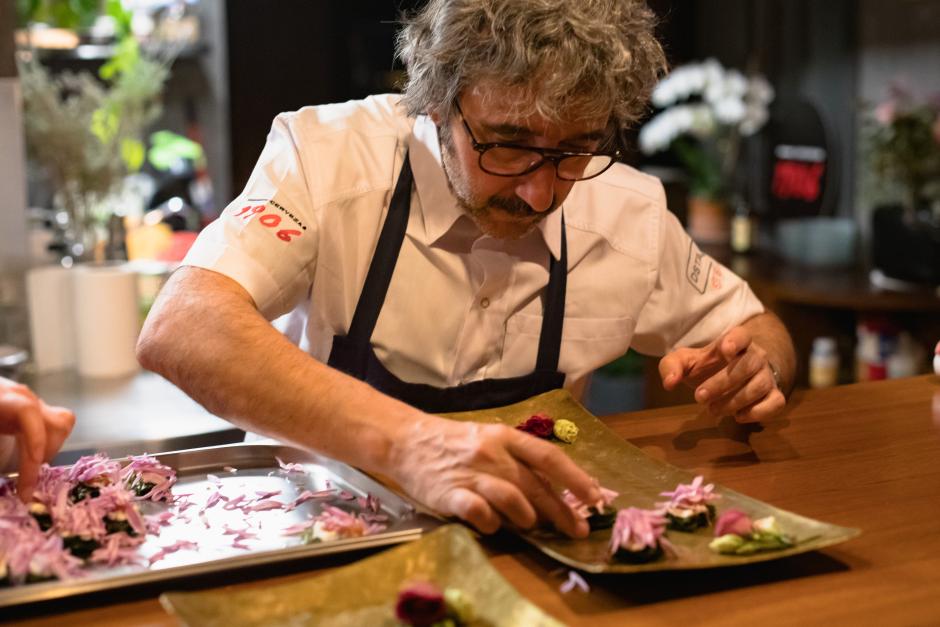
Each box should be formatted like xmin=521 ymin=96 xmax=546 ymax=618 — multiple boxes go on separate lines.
xmin=229 ymin=198 xmax=308 ymax=243
xmin=686 ymin=241 xmax=712 ymax=294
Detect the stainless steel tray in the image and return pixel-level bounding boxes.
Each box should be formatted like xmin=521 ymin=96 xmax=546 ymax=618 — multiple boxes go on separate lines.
xmin=0 ymin=442 xmax=441 ymax=608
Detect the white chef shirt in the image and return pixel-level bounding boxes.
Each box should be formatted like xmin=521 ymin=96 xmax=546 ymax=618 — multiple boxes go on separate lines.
xmin=183 ymin=94 xmax=764 ymax=390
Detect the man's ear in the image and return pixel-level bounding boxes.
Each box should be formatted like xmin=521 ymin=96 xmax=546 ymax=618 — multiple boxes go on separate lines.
xmin=428 ymin=108 xmax=443 ymax=126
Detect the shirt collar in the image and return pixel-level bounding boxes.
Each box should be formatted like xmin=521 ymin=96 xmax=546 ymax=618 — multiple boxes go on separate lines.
xmin=407 ymin=115 xmax=564 ymax=260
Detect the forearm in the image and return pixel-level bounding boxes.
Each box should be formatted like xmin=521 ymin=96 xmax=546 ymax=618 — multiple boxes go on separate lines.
xmin=739 ymin=311 xmax=796 ymax=394
xmin=136 ymin=266 xmax=426 ymax=477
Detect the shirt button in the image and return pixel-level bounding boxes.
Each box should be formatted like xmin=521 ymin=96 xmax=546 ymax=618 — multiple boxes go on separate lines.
xmin=480 ymin=297 xmax=490 ymax=309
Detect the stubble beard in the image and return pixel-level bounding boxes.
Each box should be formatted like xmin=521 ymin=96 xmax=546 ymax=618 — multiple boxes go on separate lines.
xmin=438 ymin=130 xmax=554 ymax=240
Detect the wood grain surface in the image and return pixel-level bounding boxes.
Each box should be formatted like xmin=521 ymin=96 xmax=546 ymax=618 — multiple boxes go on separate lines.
xmin=8 ymin=375 xmax=940 ymax=626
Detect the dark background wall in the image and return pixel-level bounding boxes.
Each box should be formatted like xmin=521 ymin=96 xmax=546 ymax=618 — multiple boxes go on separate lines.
xmin=224 ymin=1 xmax=865 ymax=222
xmin=226 ymin=1 xmax=422 ymax=193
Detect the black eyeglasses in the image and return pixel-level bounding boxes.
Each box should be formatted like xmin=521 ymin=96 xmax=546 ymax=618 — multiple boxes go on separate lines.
xmin=454 ymin=101 xmax=621 ymax=182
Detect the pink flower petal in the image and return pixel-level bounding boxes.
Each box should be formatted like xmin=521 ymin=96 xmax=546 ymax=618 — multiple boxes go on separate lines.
xmin=714 ymin=508 xmax=753 ymax=537
xmin=249 ymin=499 xmax=285 ymax=512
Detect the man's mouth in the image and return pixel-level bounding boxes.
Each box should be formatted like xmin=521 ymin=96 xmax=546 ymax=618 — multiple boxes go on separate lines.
xmin=488 ymin=195 xmax=552 ymax=219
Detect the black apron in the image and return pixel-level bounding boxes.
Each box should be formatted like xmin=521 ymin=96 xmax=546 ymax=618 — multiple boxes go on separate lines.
xmin=327 ymin=153 xmax=567 ymax=413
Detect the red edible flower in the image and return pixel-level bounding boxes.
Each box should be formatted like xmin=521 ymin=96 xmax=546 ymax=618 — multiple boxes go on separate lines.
xmin=516 ymin=413 xmax=555 ymax=438
xmin=395 ymin=581 xmax=448 ymax=626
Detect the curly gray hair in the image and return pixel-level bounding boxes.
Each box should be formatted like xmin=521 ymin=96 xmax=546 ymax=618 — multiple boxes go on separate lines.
xmin=396 ymin=0 xmax=667 ymax=129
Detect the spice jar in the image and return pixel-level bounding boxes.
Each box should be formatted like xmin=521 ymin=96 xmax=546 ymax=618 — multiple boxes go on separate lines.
xmin=809 ymin=337 xmax=839 ymax=388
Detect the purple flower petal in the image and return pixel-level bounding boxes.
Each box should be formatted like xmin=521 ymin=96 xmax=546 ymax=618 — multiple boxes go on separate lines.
xmin=559 ymin=570 xmax=590 ymax=594
xmin=275 ymin=457 xmax=307 ymax=474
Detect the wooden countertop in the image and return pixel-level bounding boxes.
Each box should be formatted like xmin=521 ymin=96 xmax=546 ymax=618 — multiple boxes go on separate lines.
xmin=10 ymin=375 xmax=940 ymax=626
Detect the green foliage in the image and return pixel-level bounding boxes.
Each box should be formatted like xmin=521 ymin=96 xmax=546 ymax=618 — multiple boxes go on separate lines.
xmin=100 ymin=36 xmax=139 ymax=80
xmin=105 ymin=0 xmax=132 ymax=38
xmin=597 ymin=349 xmax=645 ymax=378
xmin=18 ymin=36 xmax=170 ymax=233
xmin=864 ymin=100 xmax=940 ymax=211
xmin=148 ymin=130 xmax=205 ymax=171
xmin=15 ymin=0 xmax=101 ymax=30
xmin=672 ymin=136 xmax=723 ymax=199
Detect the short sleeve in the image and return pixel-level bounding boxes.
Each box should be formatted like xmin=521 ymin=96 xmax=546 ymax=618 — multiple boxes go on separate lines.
xmin=630 ymin=210 xmax=764 ymax=356
xmin=182 ymin=114 xmax=319 ymax=319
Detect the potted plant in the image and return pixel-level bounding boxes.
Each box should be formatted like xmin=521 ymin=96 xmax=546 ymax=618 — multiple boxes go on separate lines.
xmin=17 ymin=2 xmax=169 ymax=263
xmin=638 ymin=58 xmax=774 ymax=244
xmin=865 ymin=85 xmax=940 ymax=216
xmin=864 ymin=85 xmax=940 ymax=285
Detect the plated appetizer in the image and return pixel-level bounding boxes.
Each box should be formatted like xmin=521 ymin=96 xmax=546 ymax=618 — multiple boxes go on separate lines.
xmin=607 ymin=507 xmax=673 ymax=563
xmin=658 ymin=475 xmax=720 ymax=531
xmin=0 ymin=453 xmax=174 ymax=585
xmin=562 ymin=485 xmax=619 ymax=530
xmin=709 ymin=509 xmax=794 ymax=555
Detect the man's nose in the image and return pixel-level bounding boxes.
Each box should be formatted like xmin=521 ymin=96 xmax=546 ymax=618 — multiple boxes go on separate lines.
xmin=514 ymin=162 xmax=558 ymax=213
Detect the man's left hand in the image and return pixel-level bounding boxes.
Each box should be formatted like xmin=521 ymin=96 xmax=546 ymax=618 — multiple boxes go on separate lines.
xmin=658 ymin=325 xmax=786 ymax=422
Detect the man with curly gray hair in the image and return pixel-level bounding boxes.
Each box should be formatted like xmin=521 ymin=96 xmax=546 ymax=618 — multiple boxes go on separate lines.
xmin=139 ymin=0 xmax=796 ymax=539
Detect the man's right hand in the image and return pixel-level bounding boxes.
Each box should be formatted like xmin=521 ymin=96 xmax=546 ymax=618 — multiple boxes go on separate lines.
xmin=388 ymin=414 xmax=602 ymax=538
xmin=138 ymin=267 xmax=602 ymax=539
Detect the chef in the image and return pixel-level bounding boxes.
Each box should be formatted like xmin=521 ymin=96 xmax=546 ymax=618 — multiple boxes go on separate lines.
xmin=138 ymin=0 xmax=796 ymax=538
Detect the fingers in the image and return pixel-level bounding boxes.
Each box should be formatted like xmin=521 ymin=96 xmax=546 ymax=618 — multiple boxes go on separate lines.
xmin=15 ymin=437 xmax=41 ymax=503
xmin=660 ymin=326 xmax=757 ymax=391
xmin=472 ymin=454 xmax=589 ymax=538
xmin=718 ymin=326 xmax=753 ymax=361
xmin=507 ymin=432 xmax=600 ymax=511
xmin=0 ymin=382 xmax=71 ymax=502
xmin=441 ymin=487 xmax=501 ymax=534
xmin=734 ymin=387 xmax=786 ymax=423
xmin=660 ymin=342 xmax=730 ymax=391
xmin=0 ymin=391 xmax=47 ymax=465
xmin=701 ymin=361 xmax=787 ymax=422
xmin=705 ymin=364 xmax=775 ymax=417
xmin=694 ymin=344 xmax=765 ymax=404
xmin=39 ymin=403 xmax=76 ymax=462
xmin=658 ymin=348 xmax=695 ymax=390
xmin=515 ymin=465 xmax=589 ymax=538
xmin=470 ymin=474 xmax=538 ymax=530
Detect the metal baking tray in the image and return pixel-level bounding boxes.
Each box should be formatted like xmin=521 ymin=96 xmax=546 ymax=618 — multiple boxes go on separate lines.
xmin=0 ymin=442 xmax=441 ymax=608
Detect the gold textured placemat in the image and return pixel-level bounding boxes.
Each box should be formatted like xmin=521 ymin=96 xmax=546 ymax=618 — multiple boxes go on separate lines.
xmin=160 ymin=525 xmax=564 ymax=627
xmin=443 ymin=389 xmax=860 ymax=573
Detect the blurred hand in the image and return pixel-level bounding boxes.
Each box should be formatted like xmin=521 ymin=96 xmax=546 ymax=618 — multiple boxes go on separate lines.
xmin=389 ymin=415 xmax=602 ymax=538
xmin=659 ymin=325 xmax=786 ymax=423
xmin=0 ymin=376 xmax=75 ymax=501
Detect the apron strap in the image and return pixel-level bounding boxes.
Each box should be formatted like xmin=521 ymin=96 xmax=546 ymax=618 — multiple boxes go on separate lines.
xmin=347 ymin=150 xmax=566 ymax=373
xmin=535 ymin=213 xmax=567 ymax=372
xmin=346 ymin=153 xmax=414 ymax=344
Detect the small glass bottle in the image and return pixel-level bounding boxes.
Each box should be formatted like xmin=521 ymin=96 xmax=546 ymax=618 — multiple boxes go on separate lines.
xmin=730 ymin=195 xmax=755 ymax=254
xmin=809 ymin=336 xmax=839 ymax=388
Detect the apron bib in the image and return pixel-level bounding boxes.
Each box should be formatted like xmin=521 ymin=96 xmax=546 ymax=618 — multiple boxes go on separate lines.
xmin=327 ymin=153 xmax=567 ymax=413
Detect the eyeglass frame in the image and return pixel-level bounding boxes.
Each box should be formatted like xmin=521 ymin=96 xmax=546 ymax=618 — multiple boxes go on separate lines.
xmin=453 ymin=100 xmax=622 ymax=182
